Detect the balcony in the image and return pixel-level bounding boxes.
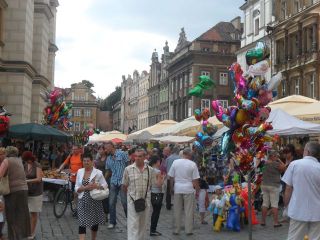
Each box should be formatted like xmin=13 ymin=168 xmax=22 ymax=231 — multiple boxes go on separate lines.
xmin=303 ymin=51 xmax=318 ymax=64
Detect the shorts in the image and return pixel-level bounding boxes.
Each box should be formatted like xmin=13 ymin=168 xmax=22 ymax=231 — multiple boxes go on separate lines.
xmin=261 ymin=185 xmax=280 ymax=208
xmin=28 ymin=195 xmax=43 ymax=213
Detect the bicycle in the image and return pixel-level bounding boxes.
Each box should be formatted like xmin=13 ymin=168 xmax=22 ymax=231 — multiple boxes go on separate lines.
xmin=53 ymin=171 xmax=77 ymax=218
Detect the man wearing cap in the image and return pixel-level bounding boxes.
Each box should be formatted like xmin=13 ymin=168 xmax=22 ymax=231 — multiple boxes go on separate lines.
xmin=260 ymin=149 xmax=285 ymax=227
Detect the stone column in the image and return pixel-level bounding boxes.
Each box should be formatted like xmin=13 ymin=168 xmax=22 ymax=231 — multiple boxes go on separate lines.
xmin=312 ymin=23 xmax=317 ymax=51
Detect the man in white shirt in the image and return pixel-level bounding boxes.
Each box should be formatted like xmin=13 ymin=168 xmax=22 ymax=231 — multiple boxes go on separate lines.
xmin=282 ymin=141 xmax=320 ymax=240
xmin=168 ymin=147 xmax=200 ymax=235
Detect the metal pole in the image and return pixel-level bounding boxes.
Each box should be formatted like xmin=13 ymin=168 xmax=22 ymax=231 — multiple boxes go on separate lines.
xmin=247 ymin=172 xmax=253 ymax=240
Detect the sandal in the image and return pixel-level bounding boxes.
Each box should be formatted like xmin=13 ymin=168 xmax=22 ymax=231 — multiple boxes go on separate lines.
xmin=201 ymin=221 xmax=208 ymax=225
xmin=260 ymin=223 xmax=266 ymax=226
xmin=274 ymin=224 xmax=282 ymax=228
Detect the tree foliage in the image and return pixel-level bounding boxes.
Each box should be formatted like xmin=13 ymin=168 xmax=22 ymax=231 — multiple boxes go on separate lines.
xmin=100 ymin=86 xmax=121 ymax=111
xmin=81 ymin=80 xmax=94 ymax=89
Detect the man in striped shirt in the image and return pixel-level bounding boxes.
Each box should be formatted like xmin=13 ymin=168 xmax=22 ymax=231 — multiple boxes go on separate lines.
xmin=105 ymin=141 xmax=129 ymax=229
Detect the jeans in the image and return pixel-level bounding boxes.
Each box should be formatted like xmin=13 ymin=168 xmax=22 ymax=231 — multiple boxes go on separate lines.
xmin=150 ymin=193 xmax=164 ymax=233
xmin=166 ymin=180 xmax=172 ymax=209
xmin=109 ymin=184 xmax=127 ymax=225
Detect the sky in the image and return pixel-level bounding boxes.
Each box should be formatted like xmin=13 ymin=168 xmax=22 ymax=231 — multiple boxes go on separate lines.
xmin=55 ymin=0 xmax=244 ymax=98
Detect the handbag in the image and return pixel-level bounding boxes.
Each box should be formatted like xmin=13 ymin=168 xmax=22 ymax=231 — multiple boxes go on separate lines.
xmin=151 ymin=193 xmax=163 ymax=206
xmin=130 ymin=167 xmax=149 ymax=213
xmin=0 ymin=175 xmax=10 ymax=195
xmin=90 ymin=188 xmax=109 ymax=200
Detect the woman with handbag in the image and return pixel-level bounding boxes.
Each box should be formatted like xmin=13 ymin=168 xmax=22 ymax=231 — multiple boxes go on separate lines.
xmin=75 ymin=152 xmax=108 ymax=240
xmin=149 ymin=155 xmax=165 ymax=236
xmin=22 ymin=151 xmax=43 ymax=240
xmin=0 ymin=146 xmax=30 ymax=240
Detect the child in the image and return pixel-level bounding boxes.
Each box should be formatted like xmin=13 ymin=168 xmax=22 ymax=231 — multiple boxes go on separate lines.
xmin=210 ymin=186 xmax=226 ymax=232
xmin=0 ymin=196 xmax=4 ymax=240
xmin=198 ymin=177 xmax=209 ymax=224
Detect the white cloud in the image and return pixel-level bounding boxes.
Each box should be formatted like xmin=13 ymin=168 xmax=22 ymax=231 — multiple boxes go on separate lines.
xmin=55 ymin=0 xmax=175 ymax=98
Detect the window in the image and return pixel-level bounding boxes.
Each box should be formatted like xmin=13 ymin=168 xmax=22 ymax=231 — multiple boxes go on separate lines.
xmin=254 ymin=18 xmax=260 ymax=36
xmin=219 ymin=100 xmax=228 ymax=109
xmin=281 ymin=0 xmax=287 ymax=19
xmin=282 ymin=80 xmax=286 ymax=97
xmin=219 ymin=72 xmax=228 ymax=85
xmin=189 ymin=72 xmax=193 ymax=86
xmin=73 ymin=109 xmax=81 ymax=117
xmin=201 ymin=99 xmax=210 ymax=112
xmin=310 ymin=73 xmax=315 ymax=99
xmin=84 ymin=109 xmax=91 ymax=117
xmin=74 ymin=122 xmax=81 ymax=132
xmin=295 ymin=79 xmax=300 ymax=95
xmin=294 ymin=0 xmax=300 ymax=13
xmin=200 ymin=71 xmax=210 ymax=77
xmin=188 ymin=99 xmax=193 ymax=117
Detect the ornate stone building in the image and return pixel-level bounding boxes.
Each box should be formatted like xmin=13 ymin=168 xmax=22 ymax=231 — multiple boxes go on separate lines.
xmin=137 ymin=70 xmax=149 ymax=130
xmin=65 ymin=82 xmax=98 ymax=133
xmin=237 ymin=1 xmax=274 ymax=80
xmin=148 ymin=50 xmax=161 ymax=126
xmin=0 ymin=0 xmax=59 ymax=124
xmin=273 ymin=0 xmax=320 ymax=99
xmin=159 ymin=41 xmax=172 ymax=121
xmin=112 ymin=100 xmax=121 ymax=131
xmin=168 ymin=21 xmax=241 ymax=122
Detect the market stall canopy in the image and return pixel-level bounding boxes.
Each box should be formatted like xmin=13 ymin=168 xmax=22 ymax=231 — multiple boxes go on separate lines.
xmin=155 ymin=116 xmax=223 ymax=137
xmin=127 ymin=130 xmax=154 ymax=142
xmin=151 ymin=135 xmax=195 ymax=143
xmin=213 ymin=108 xmax=320 ymax=138
xmin=127 ymin=120 xmax=177 ymax=141
xmin=267 ymin=108 xmax=320 ymax=135
xmin=8 ymin=123 xmax=72 ymax=142
xmin=286 ymin=101 xmax=320 ymax=123
xmin=268 ymin=95 xmax=318 ymax=112
xmin=89 ymin=130 xmax=127 ymax=143
xmin=111 ymin=138 xmax=124 ymax=144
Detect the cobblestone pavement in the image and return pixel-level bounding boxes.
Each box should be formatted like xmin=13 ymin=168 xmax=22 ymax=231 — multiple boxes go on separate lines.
xmin=5 ymin=201 xmax=289 ymax=240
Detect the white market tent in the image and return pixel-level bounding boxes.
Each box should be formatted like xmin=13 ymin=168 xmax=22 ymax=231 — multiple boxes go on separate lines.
xmin=88 ymin=130 xmax=127 ymax=143
xmin=151 ymin=135 xmax=195 ymax=143
xmin=213 ymin=108 xmax=320 ymax=138
xmin=154 ymin=116 xmax=223 ymax=137
xmin=127 ymin=120 xmax=177 ymax=141
xmin=286 ymin=101 xmax=320 ymax=123
xmin=268 ymin=95 xmax=318 ymax=111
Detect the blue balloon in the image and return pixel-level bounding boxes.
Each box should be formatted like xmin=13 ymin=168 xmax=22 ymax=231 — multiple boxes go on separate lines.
xmin=193 ymin=141 xmax=204 ymax=153
xmin=272 ymin=90 xmax=278 ymax=98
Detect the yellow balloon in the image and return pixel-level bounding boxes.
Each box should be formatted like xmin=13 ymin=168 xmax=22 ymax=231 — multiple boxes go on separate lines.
xmin=235 ymin=109 xmax=249 ymax=125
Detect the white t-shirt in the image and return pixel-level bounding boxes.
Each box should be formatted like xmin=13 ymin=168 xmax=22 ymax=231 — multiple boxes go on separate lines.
xmin=282 ymin=156 xmax=320 ymax=222
xmin=168 ymin=158 xmax=200 ymax=194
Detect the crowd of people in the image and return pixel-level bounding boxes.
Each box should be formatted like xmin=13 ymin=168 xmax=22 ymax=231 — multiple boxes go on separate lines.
xmin=0 ymin=139 xmax=319 ymax=240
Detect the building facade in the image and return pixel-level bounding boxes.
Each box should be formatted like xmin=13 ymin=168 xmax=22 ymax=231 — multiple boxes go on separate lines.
xmin=65 ymin=82 xmax=98 ymax=133
xmin=159 ymin=41 xmax=171 ymax=121
xmin=168 ymin=22 xmax=242 ymax=122
xmin=112 ymin=100 xmax=121 ymax=131
xmin=273 ymin=0 xmax=320 ymax=99
xmin=0 ymin=0 xmax=59 ymax=124
xmin=148 ymin=50 xmax=162 ymax=126
xmin=137 ymin=70 xmax=149 ymax=130
xmin=237 ymin=0 xmax=275 ymax=81
xmin=97 ymin=111 xmax=113 ymax=132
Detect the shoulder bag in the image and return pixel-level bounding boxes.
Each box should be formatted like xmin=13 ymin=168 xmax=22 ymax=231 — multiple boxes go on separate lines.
xmin=90 ymin=175 xmax=109 ymax=200
xmin=130 ymin=166 xmax=149 ymax=213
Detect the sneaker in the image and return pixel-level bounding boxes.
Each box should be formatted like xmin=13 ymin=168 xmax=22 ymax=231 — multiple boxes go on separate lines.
xmin=150 ymin=231 xmax=162 ymax=236
xmin=107 ymin=224 xmax=115 ymax=229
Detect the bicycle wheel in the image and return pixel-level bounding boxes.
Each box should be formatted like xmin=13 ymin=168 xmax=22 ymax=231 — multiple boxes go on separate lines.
xmin=69 ymin=191 xmax=78 ymax=213
xmin=53 ymin=188 xmax=68 ymax=218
